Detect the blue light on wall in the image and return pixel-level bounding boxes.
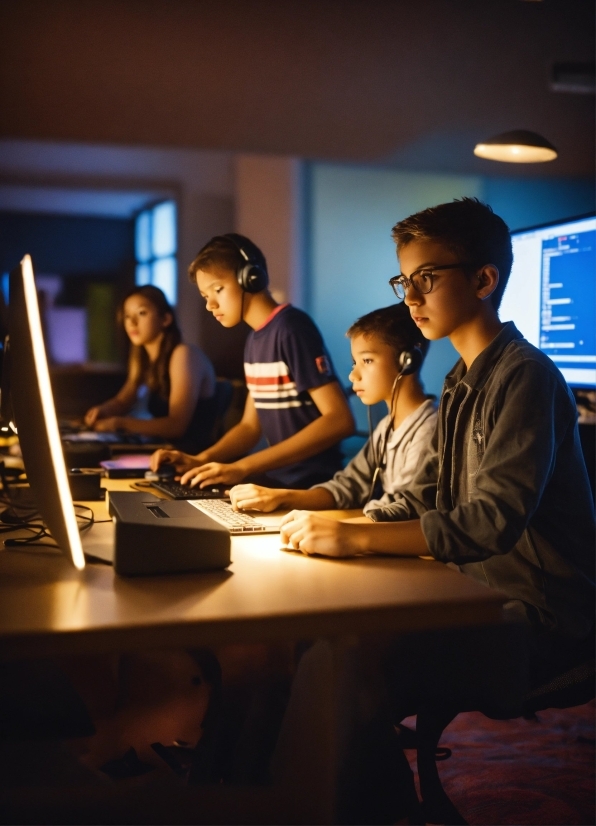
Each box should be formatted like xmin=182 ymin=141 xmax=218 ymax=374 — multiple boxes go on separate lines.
xmin=134 ymin=201 xmax=177 ymax=304
xmin=305 ymin=163 xmax=595 ymax=422
xmin=306 ymin=165 xmax=481 ymax=415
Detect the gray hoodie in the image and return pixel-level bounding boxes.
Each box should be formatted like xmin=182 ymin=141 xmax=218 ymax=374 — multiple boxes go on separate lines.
xmin=313 ymin=398 xmax=437 ymax=512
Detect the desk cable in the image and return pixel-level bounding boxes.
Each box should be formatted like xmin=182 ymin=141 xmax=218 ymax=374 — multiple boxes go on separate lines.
xmin=0 ymin=461 xmax=111 ymax=549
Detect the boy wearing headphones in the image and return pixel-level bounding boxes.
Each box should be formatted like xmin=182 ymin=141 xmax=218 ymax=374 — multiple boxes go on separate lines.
xmin=229 ymin=303 xmax=437 ymax=514
xmin=151 ymin=234 xmax=354 ymax=489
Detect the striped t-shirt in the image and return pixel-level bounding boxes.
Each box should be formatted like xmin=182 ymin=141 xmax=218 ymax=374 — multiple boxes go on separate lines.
xmin=243 ymin=304 xmax=344 ymax=488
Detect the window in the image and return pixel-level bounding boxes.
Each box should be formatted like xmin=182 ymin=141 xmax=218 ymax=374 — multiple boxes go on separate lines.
xmin=134 ymin=201 xmax=177 ymax=305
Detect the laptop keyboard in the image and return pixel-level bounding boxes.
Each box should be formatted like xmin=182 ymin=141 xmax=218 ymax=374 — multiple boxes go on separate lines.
xmin=189 ymin=499 xmax=278 ymax=534
xmin=150 ymin=480 xmax=227 ymax=500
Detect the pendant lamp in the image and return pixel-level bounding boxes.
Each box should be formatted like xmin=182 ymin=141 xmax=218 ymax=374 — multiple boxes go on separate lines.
xmin=474 ymin=130 xmax=557 ymax=163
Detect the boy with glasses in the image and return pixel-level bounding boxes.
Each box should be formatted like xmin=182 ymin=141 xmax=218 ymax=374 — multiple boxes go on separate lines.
xmin=281 ymin=197 xmax=594 ymax=688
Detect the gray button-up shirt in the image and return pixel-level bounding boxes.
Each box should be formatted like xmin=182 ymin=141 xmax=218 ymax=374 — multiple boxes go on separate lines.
xmin=313 ymin=398 xmax=437 ymax=512
xmin=368 ymin=323 xmax=595 ymax=641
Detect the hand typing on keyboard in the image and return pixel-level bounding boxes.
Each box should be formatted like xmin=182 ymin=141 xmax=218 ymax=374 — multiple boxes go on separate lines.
xmin=150 ymin=449 xmax=200 ymax=476
xmin=279 ymin=510 xmax=360 ymax=557
xmin=229 ymin=484 xmax=286 ymax=513
xmin=180 ymin=461 xmax=248 ymax=489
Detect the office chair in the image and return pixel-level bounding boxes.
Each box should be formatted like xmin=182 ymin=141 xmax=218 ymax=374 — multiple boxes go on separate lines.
xmin=402 ymin=639 xmax=595 ymax=825
xmin=218 ymin=379 xmax=248 ymax=436
xmin=209 ymin=379 xmax=234 ymax=443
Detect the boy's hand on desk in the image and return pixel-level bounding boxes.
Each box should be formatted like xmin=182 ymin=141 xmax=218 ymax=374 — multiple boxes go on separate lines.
xmin=229 ymin=484 xmax=284 ymax=512
xmin=181 ymin=461 xmax=247 ymax=488
xmin=279 ymin=510 xmax=364 ymax=558
xmin=150 ymin=449 xmax=197 ymax=474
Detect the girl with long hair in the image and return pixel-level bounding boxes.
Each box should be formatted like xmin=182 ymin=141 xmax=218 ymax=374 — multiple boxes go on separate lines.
xmin=84 ymin=285 xmax=216 ymax=453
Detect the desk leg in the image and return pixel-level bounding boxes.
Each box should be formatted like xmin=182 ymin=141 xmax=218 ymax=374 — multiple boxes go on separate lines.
xmin=272 ymin=637 xmax=402 ymax=824
xmin=270 ymin=636 xmax=378 ymax=825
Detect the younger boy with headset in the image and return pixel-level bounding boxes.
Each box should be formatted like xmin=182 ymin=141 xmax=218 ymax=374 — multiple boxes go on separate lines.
xmin=229 ymin=302 xmax=437 ymax=514
xmin=151 ymin=234 xmax=354 ymax=489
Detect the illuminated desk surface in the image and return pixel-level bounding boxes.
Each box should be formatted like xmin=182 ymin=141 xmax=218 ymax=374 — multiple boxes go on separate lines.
xmin=0 ymin=479 xmax=510 ymax=823
xmin=0 ymin=479 xmax=506 ymax=658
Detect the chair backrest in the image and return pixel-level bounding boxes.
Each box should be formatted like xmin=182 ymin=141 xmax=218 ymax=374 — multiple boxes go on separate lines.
xmin=407 ymin=631 xmax=595 ymax=824
xmin=210 ymin=379 xmax=234 ymax=442
xmin=523 ymin=657 xmax=595 ymax=714
xmin=170 ymin=379 xmax=234 ymax=455
xmin=219 ymin=379 xmax=248 ymax=436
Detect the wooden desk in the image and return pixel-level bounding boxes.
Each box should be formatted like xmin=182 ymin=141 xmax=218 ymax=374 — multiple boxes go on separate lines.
xmin=0 ymin=479 xmax=509 ymax=824
xmin=0 ymin=479 xmax=505 ymax=660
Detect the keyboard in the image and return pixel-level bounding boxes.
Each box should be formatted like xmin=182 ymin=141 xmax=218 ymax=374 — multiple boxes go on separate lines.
xmin=150 ymin=480 xmax=227 ymax=500
xmin=188 ymin=499 xmax=280 ymax=534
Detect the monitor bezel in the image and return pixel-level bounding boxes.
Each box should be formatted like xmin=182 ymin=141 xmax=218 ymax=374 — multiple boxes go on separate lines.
xmin=510 ymin=212 xmax=596 ymax=236
xmin=508 ymin=211 xmax=596 ymax=390
xmin=8 ymin=255 xmax=85 ymax=570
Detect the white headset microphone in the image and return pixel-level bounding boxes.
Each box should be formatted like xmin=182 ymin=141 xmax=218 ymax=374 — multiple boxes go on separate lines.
xmin=367 ymin=345 xmax=423 ymax=502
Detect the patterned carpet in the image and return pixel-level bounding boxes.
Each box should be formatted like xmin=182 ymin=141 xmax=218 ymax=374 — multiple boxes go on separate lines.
xmin=404 ymin=700 xmax=595 ymax=825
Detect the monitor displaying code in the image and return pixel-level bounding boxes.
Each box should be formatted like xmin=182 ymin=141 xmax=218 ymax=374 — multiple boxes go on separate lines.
xmin=501 ymin=214 xmax=596 ymax=387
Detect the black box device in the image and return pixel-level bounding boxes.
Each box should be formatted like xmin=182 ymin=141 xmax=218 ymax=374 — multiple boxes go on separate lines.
xmin=108 ymin=491 xmax=231 ymax=576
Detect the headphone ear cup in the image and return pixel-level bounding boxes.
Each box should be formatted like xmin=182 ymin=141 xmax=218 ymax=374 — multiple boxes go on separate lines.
xmin=238 ymin=264 xmax=268 ymax=294
xmin=398 ymin=346 xmax=423 ymax=376
xmin=237 ymin=265 xmax=250 ymax=292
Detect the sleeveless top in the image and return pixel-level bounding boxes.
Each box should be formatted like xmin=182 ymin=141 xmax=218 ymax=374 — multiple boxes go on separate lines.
xmin=146 ymin=346 xmax=217 ymax=454
xmin=148 ymin=390 xmax=218 ymax=454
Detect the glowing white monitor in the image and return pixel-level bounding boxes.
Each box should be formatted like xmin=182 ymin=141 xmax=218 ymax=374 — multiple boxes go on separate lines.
xmin=8 ymin=255 xmax=85 ymax=569
xmin=500 ymin=214 xmax=596 ymax=388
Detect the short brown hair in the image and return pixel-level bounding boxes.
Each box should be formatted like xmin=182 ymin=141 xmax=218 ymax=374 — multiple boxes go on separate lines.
xmin=391 ymin=197 xmax=513 ymax=309
xmin=347 ymin=302 xmax=429 ymax=371
xmin=188 ymin=234 xmax=267 ymax=283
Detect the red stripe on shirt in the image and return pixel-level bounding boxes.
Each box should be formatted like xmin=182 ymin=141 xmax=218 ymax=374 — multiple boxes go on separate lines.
xmin=254 ymin=303 xmax=290 ymax=332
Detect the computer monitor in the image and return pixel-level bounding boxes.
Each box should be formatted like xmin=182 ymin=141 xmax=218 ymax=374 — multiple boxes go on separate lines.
xmin=500 ymin=213 xmax=596 ymax=388
xmin=7 ymin=255 xmax=85 ymax=569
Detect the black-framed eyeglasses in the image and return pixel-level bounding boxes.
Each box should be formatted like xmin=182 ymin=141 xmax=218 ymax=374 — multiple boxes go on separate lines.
xmin=389 ymin=262 xmax=476 ymax=301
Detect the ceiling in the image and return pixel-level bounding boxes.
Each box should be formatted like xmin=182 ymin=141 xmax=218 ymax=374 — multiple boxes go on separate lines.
xmin=0 ymin=0 xmax=594 ymax=178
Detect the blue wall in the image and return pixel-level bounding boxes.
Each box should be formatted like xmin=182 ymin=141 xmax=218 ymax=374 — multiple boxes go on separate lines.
xmin=305 ymin=163 xmax=595 ymax=428
xmin=484 ymin=178 xmax=595 ymax=232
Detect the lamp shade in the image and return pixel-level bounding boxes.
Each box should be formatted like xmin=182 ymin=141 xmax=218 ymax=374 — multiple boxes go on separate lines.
xmin=474 ymin=130 xmax=558 ymax=163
